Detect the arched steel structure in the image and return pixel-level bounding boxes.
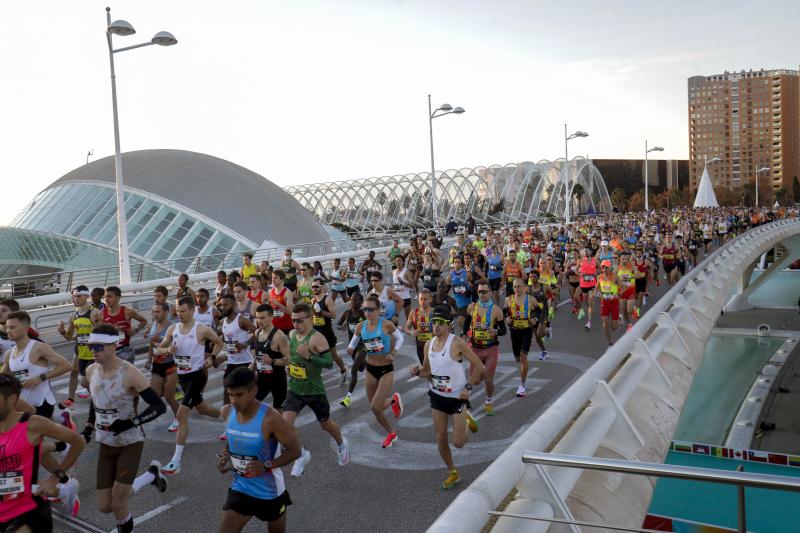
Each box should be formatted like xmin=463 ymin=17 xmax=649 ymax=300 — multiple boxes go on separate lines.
xmin=286 ymin=158 xmax=613 ymax=231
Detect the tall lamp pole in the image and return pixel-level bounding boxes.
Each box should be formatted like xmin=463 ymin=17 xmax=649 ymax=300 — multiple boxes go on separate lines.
xmin=428 ymin=95 xmax=465 ymax=230
xmin=755 ymin=166 xmax=770 ymax=207
xmin=106 ymin=7 xmax=177 ymax=284
xmin=564 ymin=124 xmax=589 ymax=223
xmin=644 ymin=141 xmax=664 ymax=212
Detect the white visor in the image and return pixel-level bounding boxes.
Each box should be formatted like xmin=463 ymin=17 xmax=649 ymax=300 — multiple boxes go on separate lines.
xmin=88 ymin=333 xmax=120 ymax=345
xmin=72 ymin=289 xmax=91 ymax=296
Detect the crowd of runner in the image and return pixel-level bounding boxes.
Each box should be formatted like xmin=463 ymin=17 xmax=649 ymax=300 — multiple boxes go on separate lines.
xmin=0 ymin=205 xmax=796 ymax=532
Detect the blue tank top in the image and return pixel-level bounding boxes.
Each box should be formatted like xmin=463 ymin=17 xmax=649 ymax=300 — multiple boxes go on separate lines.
xmin=226 ymin=402 xmax=285 ymax=500
xmin=487 ymin=253 xmax=502 ymax=280
xmin=450 ymin=269 xmax=471 ymax=308
xmin=361 ymin=318 xmax=391 ymax=357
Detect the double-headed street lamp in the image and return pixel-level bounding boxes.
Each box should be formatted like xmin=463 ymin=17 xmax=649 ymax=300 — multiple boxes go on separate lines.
xmin=644 ymin=141 xmax=664 ymax=211
xmin=563 ymin=124 xmax=589 ymax=224
xmin=428 ymin=95 xmax=465 ymax=229
xmin=755 ymin=166 xmax=770 ymax=207
xmin=106 ymin=7 xmax=177 ymax=285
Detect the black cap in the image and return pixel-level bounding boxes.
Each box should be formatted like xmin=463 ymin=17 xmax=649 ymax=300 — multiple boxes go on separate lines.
xmin=432 ymin=305 xmax=452 ymax=321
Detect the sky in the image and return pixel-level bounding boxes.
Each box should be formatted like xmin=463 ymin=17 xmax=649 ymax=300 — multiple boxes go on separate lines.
xmin=2 ymin=0 xmax=799 ymax=225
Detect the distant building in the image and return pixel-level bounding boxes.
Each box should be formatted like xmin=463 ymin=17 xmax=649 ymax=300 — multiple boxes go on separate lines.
xmin=592 ymin=159 xmax=689 ymax=198
xmin=687 ymin=68 xmax=800 ymax=195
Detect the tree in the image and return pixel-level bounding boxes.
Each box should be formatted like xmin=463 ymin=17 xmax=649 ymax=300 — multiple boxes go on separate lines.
xmin=610 ymin=188 xmax=627 ymax=210
xmin=776 ymin=188 xmax=788 ymax=205
xmin=572 ymin=184 xmax=585 ymax=215
xmin=627 ymin=191 xmax=644 ymax=212
xmin=793 ymin=176 xmax=800 ymax=202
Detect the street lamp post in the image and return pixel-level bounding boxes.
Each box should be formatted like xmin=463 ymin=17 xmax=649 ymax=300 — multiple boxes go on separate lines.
xmin=563 ymin=124 xmax=589 ymax=224
xmin=644 ymin=141 xmax=664 ymax=212
xmin=428 ymin=95 xmax=465 ymax=230
xmin=105 ymin=7 xmax=177 ymax=285
xmin=755 ymin=166 xmax=770 ymax=207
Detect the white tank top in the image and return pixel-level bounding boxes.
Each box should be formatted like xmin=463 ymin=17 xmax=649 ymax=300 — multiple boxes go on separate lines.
xmin=0 ymin=335 xmax=15 ymax=357
xmin=427 ymin=333 xmax=466 ymax=399
xmin=173 ymin=321 xmax=206 ymax=374
xmin=90 ymin=363 xmax=144 ymax=447
xmin=8 ymin=340 xmax=56 ymax=407
xmin=193 ymin=306 xmax=215 ymax=328
xmin=221 ymin=314 xmax=253 ymax=365
xmin=392 ymin=268 xmax=411 ymax=300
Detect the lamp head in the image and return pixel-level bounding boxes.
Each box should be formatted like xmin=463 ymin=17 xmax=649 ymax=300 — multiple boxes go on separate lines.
xmin=706 ymin=157 xmax=722 ymax=164
xmin=108 ymin=19 xmax=136 ymax=36
xmin=756 ymin=167 xmax=770 ymax=173
xmin=575 ymin=131 xmax=589 ymax=138
xmin=452 ymin=107 xmax=465 ymax=114
xmin=651 ymin=146 xmax=664 ymax=152
xmin=438 ymin=103 xmax=453 ymax=112
xmin=151 ymin=31 xmax=178 ymax=46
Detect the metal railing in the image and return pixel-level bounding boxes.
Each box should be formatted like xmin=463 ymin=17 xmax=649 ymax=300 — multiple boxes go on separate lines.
xmin=0 ymin=230 xmax=417 ymax=298
xmin=429 ymin=218 xmax=800 ymax=533
xmin=489 ymin=451 xmax=800 ymax=533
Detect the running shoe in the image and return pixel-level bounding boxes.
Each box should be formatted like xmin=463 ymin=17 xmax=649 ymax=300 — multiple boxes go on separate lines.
xmin=539 ymin=350 xmax=548 ymax=361
xmin=291 ymin=448 xmax=311 ymax=477
xmin=442 ymin=469 xmax=461 ymax=490
xmin=585 ymin=320 xmax=592 ymax=331
xmin=167 ymin=420 xmax=179 ymax=433
xmin=577 ymin=309 xmax=586 ymax=320
xmin=484 ymin=402 xmax=495 ymax=416
xmin=59 ymin=410 xmax=77 ymax=432
xmin=337 ymin=439 xmax=350 ymax=467
xmin=77 ymin=389 xmax=91 ymax=400
xmin=632 ymin=307 xmax=640 ymax=319
xmin=391 ymin=392 xmax=403 ymax=418
xmin=382 ymin=432 xmax=398 ymax=448
xmin=571 ymin=306 xmax=578 ymax=315
xmin=219 ymin=432 xmax=227 ymax=441
xmin=59 ymin=478 xmax=80 ymax=517
xmin=626 ymin=323 xmax=633 ymax=332
xmin=465 ymin=411 xmax=479 ymax=433
xmin=340 ymin=395 xmax=352 ymax=408
xmin=516 ymin=384 xmax=527 ymax=398
xmin=340 ymin=369 xmax=349 ymax=387
xmin=60 ymin=399 xmax=75 ymax=408
xmin=148 ymin=460 xmax=167 ymax=492
xmin=161 ymin=461 xmax=181 ymax=476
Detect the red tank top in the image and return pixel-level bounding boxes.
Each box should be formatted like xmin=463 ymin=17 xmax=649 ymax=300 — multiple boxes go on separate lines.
xmin=247 ymin=290 xmax=265 ymax=305
xmin=634 ymin=258 xmax=648 ymax=274
xmin=0 ymin=414 xmax=39 ymax=522
xmin=102 ymin=305 xmax=130 ymax=347
xmin=579 ymin=259 xmax=598 ymax=288
xmin=269 ymin=288 xmax=292 ymax=330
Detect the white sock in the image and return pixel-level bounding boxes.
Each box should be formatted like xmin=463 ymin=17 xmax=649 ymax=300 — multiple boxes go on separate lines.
xmin=132 ymin=471 xmax=155 ymax=493
xmin=346 ymin=392 xmax=352 ymax=398
xmin=485 ymin=397 xmax=492 ymax=403
xmin=172 ymin=444 xmax=184 ymax=464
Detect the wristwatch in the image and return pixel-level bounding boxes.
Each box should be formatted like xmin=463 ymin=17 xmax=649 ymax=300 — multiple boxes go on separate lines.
xmin=39 ymin=373 xmax=48 ymax=383
xmin=464 ymin=383 xmax=473 ymax=391
xmin=263 ymin=460 xmax=272 ymax=472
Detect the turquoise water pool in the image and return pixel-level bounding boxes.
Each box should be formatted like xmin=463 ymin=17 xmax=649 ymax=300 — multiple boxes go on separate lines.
xmin=673 ymin=334 xmax=785 ymax=445
xmin=749 ymin=270 xmax=800 ymax=308
xmin=648 ymin=451 xmax=800 ymax=532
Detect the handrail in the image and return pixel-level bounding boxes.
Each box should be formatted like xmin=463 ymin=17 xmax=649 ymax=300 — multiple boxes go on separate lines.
xmin=428 ymin=218 xmax=800 ymax=533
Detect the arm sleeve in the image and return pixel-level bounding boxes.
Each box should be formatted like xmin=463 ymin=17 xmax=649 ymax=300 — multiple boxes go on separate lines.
xmin=496 ymin=318 xmax=507 ymax=337
xmin=392 ymin=329 xmax=404 ymax=352
xmin=348 ymin=335 xmax=361 ymax=351
xmin=87 ymin=400 xmax=96 ymax=426
xmin=310 ymin=350 xmax=333 ymax=369
xmin=133 ymin=387 xmax=167 ymax=427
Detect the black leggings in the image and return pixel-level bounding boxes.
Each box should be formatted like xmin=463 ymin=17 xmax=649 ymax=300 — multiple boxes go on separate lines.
xmin=510 ymin=328 xmax=533 ymax=360
xmin=256 ymin=370 xmax=287 ymax=409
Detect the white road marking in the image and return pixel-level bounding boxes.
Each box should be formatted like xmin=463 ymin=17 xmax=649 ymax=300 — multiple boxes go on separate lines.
xmin=107 ymin=496 xmax=189 ymax=532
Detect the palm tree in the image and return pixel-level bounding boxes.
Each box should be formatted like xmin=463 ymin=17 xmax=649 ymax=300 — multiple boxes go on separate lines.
xmin=572 ymin=184 xmax=585 ymax=215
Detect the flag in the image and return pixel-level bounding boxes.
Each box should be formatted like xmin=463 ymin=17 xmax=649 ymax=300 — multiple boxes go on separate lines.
xmin=747 ymin=450 xmax=769 ymax=463
xmin=768 ymin=453 xmax=788 ymax=466
xmin=674 ymin=441 xmax=692 ymax=453
xmin=788 ymin=455 xmax=800 ymax=467
xmin=693 ymin=444 xmax=710 ymax=455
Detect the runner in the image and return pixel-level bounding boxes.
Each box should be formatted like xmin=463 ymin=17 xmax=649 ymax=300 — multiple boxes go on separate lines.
xmin=337 ymin=293 xmax=366 ymax=407
xmin=246 ymin=274 xmax=267 ymax=306
xmin=0 ymin=374 xmax=85 ymax=532
xmin=359 ymin=251 xmax=382 ymax=292
xmin=2 ymin=311 xmax=71 ymax=419
xmin=175 ymin=273 xmax=196 ymax=309
xmin=295 ymin=264 xmax=314 ymax=306
xmin=232 ymin=282 xmax=255 ymax=321
xmin=215 ymin=271 xmax=230 ymax=303
xmin=504 ymin=279 xmax=538 ymax=398
xmin=84 ymin=324 xmax=169 ymax=533
xmin=576 ymin=249 xmax=598 ymax=330
xmin=347 ymin=294 xmax=404 ymax=448
xmin=158 ymin=296 xmax=225 ymax=476
xmin=409 ymin=305 xmax=483 ymax=489
xmin=406 ymin=289 xmax=434 ymax=365
xmin=282 ymin=303 xmax=350 ymax=477
xmin=367 ymin=271 xmax=404 ymax=325
xmin=526 ymin=270 xmax=550 ymax=360
xmin=420 ymin=251 xmax=441 ymax=294
xmin=310 ymin=282 xmax=348 ymax=383
xmin=595 ymin=260 xmax=622 ymax=345
xmin=633 ymin=245 xmax=652 ymax=315
xmin=449 ymin=255 xmax=473 ymax=334
xmin=218 ymin=294 xmax=256 ymax=433
xmin=502 ymin=250 xmax=523 ymax=298
xmin=328 ymin=258 xmax=349 ymax=304
xmin=57 ymin=285 xmax=102 ymax=407
xmin=660 ymin=231 xmax=680 ymax=286
xmin=241 ymin=252 xmax=258 ymax=281
xmin=465 ymin=281 xmax=505 ymax=416
xmin=343 ymin=257 xmax=362 ymax=299
xmin=616 ymin=252 xmax=638 ymax=330
xmin=102 ymin=286 xmax=148 ymax=364
xmin=269 ymin=271 xmax=295 ymax=336
xmin=250 ymin=304 xmax=289 ymax=409
xmin=91 ymin=287 xmax=106 ymax=311
xmin=145 ymin=301 xmax=180 ymax=432
xmin=153 ymin=286 xmax=173 ymax=318
xmin=217 ymin=367 xmax=299 ymax=533
xmin=392 ymin=255 xmax=415 ymax=323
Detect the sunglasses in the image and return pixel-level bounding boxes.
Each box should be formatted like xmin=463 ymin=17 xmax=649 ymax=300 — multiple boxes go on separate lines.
xmin=477 ymin=289 xmax=490 ymax=294
xmin=432 ymin=318 xmax=450 ymax=326
xmin=362 ymin=306 xmax=379 ymax=313
xmin=89 ymin=343 xmax=112 ymax=352
xmin=311 ymin=286 xmax=321 ymax=290
xmin=291 ymin=316 xmax=309 ymax=323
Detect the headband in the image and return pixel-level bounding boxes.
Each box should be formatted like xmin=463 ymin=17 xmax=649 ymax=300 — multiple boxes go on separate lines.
xmin=88 ymin=333 xmax=120 ymax=345
xmin=72 ymin=289 xmax=91 ymax=296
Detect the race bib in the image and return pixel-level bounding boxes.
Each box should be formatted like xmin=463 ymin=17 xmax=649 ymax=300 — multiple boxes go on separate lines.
xmin=393 ymin=283 xmax=404 ymax=293
xmin=76 ymin=334 xmax=90 ymax=345
xmin=348 ymin=322 xmax=358 ymax=333
xmin=289 ymin=364 xmax=307 ymax=380
xmin=513 ymin=319 xmax=529 ymax=329
xmin=602 ymin=293 xmax=616 ymax=300
xmin=582 ymin=274 xmax=595 ymax=283
xmin=11 ymin=369 xmax=29 ymax=381
xmin=256 ymin=356 xmax=273 ymax=374
xmin=417 ymin=332 xmax=432 ymax=341
xmin=225 ymin=338 xmax=239 ymax=355
xmin=313 ymin=316 xmax=325 ymax=327
xmin=364 ymin=338 xmax=385 ymax=354
xmin=174 ymin=354 xmax=192 ymax=372
xmin=431 ymin=374 xmax=453 ymax=393
xmin=489 ymin=265 xmax=498 ymax=271
xmin=0 ymin=472 xmax=24 ymax=498
xmin=273 ymin=308 xmax=284 ymax=318
xmin=474 ymin=328 xmax=491 ymax=341
xmin=454 ymin=285 xmax=466 ymax=294
xmin=230 ymin=453 xmax=258 ymax=477
xmin=96 ymin=407 xmax=120 ymax=431
xmin=423 ymin=275 xmax=432 ymax=282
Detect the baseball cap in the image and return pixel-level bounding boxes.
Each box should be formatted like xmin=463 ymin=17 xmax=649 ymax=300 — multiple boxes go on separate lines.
xmin=601 ymin=259 xmax=612 ymax=268
xmin=432 ymin=305 xmax=452 ymax=322
xmin=601 ymin=240 xmax=609 ymax=246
